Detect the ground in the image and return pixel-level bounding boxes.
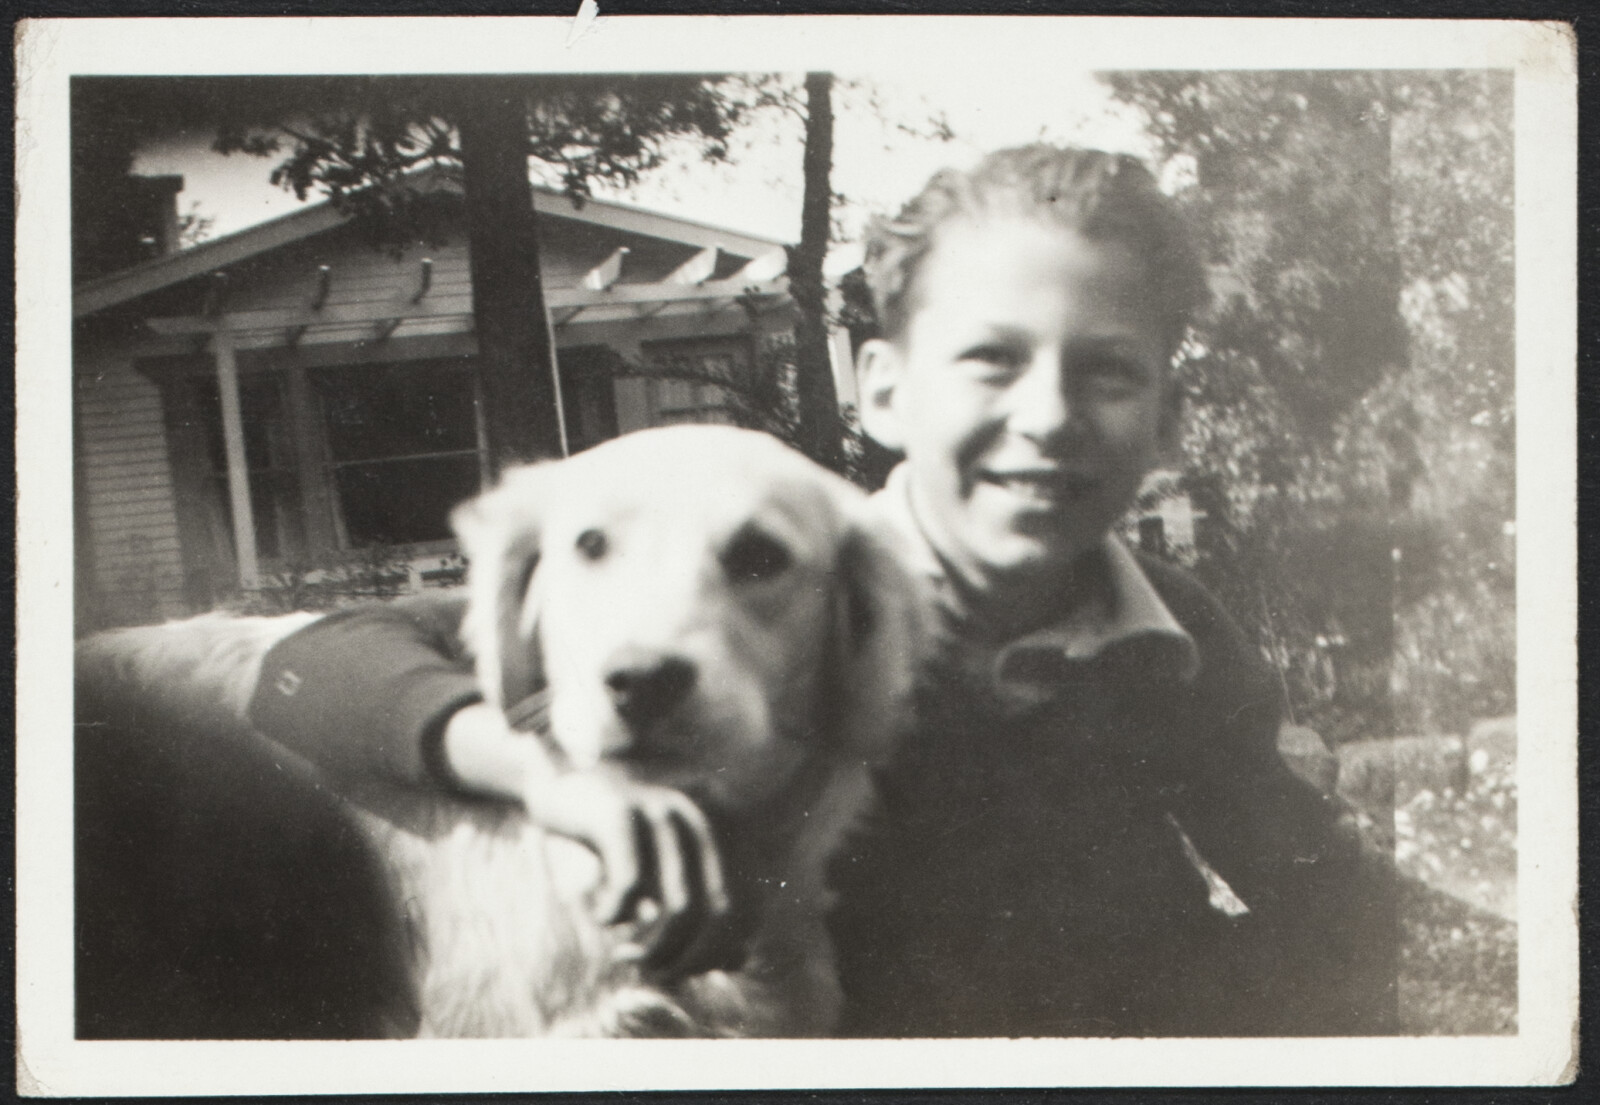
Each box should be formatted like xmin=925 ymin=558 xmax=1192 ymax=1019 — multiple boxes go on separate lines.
xmin=1375 ymin=721 xmax=1518 ymax=1034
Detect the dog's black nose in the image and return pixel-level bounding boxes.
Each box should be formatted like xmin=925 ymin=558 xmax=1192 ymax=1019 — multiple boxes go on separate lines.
xmin=604 ymin=649 xmax=697 ymax=727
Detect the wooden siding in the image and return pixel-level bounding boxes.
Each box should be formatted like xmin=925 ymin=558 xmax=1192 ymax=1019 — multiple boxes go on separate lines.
xmin=208 ymin=231 xmax=477 ymax=352
xmin=75 ymin=200 xmax=798 ymax=627
xmin=75 ymin=345 xmax=190 ymax=626
xmin=138 ymin=215 xmax=770 ymax=354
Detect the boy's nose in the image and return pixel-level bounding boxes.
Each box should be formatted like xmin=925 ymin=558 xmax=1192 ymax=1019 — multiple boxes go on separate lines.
xmin=1006 ymin=355 xmax=1073 ymax=442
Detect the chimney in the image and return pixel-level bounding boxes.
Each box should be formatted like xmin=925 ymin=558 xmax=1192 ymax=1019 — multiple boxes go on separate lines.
xmin=132 ymin=174 xmax=185 ymax=258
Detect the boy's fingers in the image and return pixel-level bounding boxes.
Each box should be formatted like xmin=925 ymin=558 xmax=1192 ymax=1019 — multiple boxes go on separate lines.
xmin=540 ymin=775 xmax=726 ymax=973
xmin=526 ymin=773 xmax=641 ymax=924
xmin=647 ymin=808 xmax=741 ymax=980
xmin=669 ymin=794 xmax=729 ymax=919
xmin=639 ymin=830 xmax=702 ymax=975
xmin=644 ymin=800 xmax=691 ymax=924
xmin=625 ymin=790 xmax=731 ymax=979
xmin=591 ymin=809 xmax=643 ymax=925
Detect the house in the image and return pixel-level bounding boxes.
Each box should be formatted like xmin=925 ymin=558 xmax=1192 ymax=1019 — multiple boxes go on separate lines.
xmin=73 ymin=177 xmax=855 ymax=630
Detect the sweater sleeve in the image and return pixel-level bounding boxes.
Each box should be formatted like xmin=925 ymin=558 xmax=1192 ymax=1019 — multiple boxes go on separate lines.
xmin=1145 ymin=558 xmax=1400 ymax=1035
xmin=1208 ymin=736 xmax=1401 ymax=1036
xmin=247 ymin=592 xmax=484 ymax=790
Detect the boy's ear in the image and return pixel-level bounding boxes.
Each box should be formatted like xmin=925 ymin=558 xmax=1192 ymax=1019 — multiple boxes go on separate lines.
xmin=856 ymin=338 xmax=908 ymax=452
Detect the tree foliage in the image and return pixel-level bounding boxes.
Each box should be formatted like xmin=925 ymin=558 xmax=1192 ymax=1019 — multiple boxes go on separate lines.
xmin=206 ymin=76 xmax=739 ymax=234
xmin=1361 ymin=72 xmax=1516 ymax=734
xmin=1102 ymin=70 xmax=1514 ymax=739
xmin=73 ymin=76 xmax=739 ymax=244
xmin=1108 ymin=72 xmax=1411 ymax=443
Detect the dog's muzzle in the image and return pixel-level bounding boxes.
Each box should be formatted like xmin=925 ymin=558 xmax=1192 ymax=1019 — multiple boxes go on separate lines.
xmin=604 ymin=647 xmax=698 ymax=734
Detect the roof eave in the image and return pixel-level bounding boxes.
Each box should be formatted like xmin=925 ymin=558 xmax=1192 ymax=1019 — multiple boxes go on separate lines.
xmin=76 ymin=175 xmax=790 ymax=321
xmin=73 ymin=200 xmax=353 ymax=319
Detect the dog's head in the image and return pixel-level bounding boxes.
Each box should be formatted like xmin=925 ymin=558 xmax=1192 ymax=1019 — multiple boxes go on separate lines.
xmin=452 ymin=425 xmax=923 ymax=823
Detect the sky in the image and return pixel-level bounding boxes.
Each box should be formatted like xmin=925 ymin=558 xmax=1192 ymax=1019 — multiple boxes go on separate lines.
xmin=132 ymin=70 xmax=1153 ymax=276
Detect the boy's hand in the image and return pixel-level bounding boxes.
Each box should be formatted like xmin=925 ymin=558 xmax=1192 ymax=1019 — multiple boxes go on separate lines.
xmin=527 ymin=767 xmax=732 ymax=978
xmin=442 ymin=701 xmax=733 ymax=979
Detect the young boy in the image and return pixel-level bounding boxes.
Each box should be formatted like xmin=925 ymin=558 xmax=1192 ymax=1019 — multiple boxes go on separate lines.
xmin=825 ymin=146 xmax=1395 ymax=1036
xmin=246 ymin=146 xmax=1397 ymax=1037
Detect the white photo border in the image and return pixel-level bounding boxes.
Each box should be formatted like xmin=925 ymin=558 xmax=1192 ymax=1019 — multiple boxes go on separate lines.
xmin=15 ymin=14 xmax=1579 ymax=1095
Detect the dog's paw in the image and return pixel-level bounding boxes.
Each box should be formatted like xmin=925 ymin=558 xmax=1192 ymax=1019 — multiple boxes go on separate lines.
xmin=577 ymin=986 xmax=701 ymax=1038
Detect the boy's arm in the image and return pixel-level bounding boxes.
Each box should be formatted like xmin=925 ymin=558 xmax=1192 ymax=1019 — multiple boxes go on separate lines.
xmin=440 ymin=700 xmax=729 ymax=945
xmin=1178 ymin=624 xmax=1399 ymax=1034
xmin=247 ymin=595 xmax=730 ymax=977
xmin=1199 ymin=722 xmax=1400 ymax=1034
xmin=247 ymin=593 xmax=483 ymax=791
xmin=1144 ymin=557 xmax=1398 ymax=1034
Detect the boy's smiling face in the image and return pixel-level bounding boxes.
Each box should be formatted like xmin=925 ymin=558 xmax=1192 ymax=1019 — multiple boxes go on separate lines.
xmin=860 ymin=216 xmax=1178 ymax=622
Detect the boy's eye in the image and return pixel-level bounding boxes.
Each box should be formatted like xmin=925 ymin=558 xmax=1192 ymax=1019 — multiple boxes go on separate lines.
xmin=963 ymin=345 xmax=1021 ymax=364
xmin=1079 ymin=357 xmax=1150 ymax=395
xmin=958 ymin=344 xmax=1025 ymax=377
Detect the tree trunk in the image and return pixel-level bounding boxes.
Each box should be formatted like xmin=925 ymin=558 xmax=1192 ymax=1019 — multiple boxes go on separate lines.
xmin=789 ymin=72 xmax=843 ymax=472
xmin=455 ymin=79 xmax=565 ymax=476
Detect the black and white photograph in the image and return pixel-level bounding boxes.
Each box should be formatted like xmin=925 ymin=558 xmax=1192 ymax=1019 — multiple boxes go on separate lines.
xmin=15 ymin=14 xmax=1578 ymax=1094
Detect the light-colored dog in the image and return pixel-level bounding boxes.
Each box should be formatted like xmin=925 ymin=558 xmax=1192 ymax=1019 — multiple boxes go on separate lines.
xmin=76 ymin=425 xmax=924 ymax=1037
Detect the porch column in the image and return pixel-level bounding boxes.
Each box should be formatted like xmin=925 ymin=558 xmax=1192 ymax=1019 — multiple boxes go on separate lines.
xmin=542 ymin=298 xmax=571 ymax=458
xmin=213 ymin=325 xmax=259 ymax=589
xmin=828 ymin=324 xmax=859 ymax=409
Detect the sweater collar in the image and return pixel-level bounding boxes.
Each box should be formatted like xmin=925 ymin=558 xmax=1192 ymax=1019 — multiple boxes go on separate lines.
xmin=873 ymin=463 xmax=1200 ymax=688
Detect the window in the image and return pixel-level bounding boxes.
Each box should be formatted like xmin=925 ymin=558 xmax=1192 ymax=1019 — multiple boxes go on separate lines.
xmin=170 ymin=340 xmax=759 ymax=595
xmin=556 ymin=345 xmax=622 ymax=454
xmin=160 ymin=356 xmax=488 ymax=605
xmin=652 ymin=371 xmax=735 ymax=426
xmin=192 ymin=374 xmax=304 ymax=562
xmin=315 ymin=361 xmax=483 ymax=548
xmin=639 ymin=338 xmax=751 ymax=429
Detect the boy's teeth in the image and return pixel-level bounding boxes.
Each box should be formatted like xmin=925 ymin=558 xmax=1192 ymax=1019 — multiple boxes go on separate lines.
xmin=988 ymin=472 xmax=1096 ymax=500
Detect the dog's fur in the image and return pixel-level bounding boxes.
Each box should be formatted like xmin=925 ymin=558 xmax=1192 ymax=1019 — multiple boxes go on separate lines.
xmin=75 ymin=425 xmax=924 ymax=1038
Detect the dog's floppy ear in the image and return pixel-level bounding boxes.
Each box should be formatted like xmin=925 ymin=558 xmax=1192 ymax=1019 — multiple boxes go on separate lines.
xmin=452 ymin=465 xmax=549 ymax=714
xmin=826 ymin=500 xmax=929 ymax=766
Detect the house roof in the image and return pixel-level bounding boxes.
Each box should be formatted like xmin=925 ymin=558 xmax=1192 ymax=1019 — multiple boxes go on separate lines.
xmin=73 ymin=178 xmax=789 ymax=320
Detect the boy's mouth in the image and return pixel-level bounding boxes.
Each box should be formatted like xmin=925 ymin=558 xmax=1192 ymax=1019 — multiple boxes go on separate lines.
xmin=980 ymin=469 xmax=1100 ymax=506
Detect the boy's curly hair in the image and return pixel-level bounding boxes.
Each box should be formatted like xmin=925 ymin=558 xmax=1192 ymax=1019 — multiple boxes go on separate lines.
xmin=862 ymin=146 xmax=1208 ymax=357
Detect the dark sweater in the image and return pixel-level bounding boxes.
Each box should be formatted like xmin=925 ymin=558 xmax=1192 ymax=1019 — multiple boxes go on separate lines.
xmin=828 ymin=554 xmax=1397 ymax=1037
xmin=248 ymin=593 xmax=482 ymax=792
xmin=248 ymin=563 xmax=1397 ymax=1038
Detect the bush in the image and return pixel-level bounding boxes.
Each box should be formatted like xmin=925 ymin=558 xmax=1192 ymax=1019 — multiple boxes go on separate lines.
xmin=221 ymin=547 xmax=466 ymax=616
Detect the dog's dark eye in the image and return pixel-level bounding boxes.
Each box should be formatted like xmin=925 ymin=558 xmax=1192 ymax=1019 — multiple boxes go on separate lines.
xmin=576 ymin=528 xmax=609 ymax=561
xmin=722 ymin=527 xmax=792 ymax=583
